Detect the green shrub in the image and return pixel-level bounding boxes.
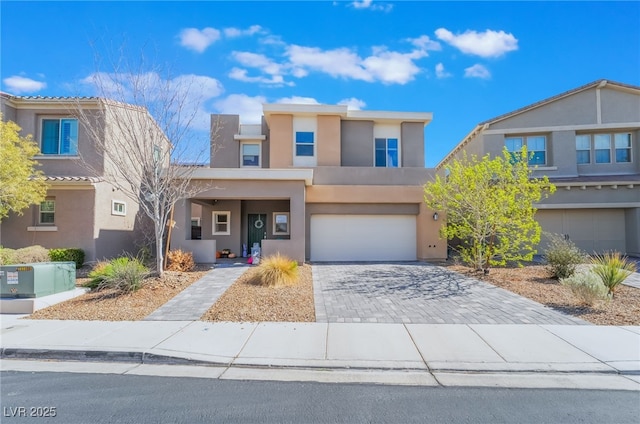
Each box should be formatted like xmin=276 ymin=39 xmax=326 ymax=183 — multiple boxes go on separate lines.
xmin=87 ymin=256 xmax=149 ymax=293
xmin=49 ymin=248 xmax=85 ymax=268
xmin=14 ymin=245 xmax=50 ymax=264
xmin=561 ymin=272 xmax=609 ymax=306
xmin=591 ymin=251 xmax=637 ymax=297
xmin=544 ymin=234 xmax=587 ymax=279
xmin=254 ymin=254 xmax=299 ymax=287
xmin=0 ymin=246 xmax=17 ymax=265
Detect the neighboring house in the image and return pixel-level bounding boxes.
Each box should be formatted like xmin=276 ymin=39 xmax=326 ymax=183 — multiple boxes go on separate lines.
xmin=437 ymin=80 xmax=640 ymax=257
xmin=0 ymin=93 xmax=161 ymax=263
xmin=172 ymin=103 xmax=446 ymax=263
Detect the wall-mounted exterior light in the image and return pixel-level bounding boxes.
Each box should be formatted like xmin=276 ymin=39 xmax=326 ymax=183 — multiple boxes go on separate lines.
xmin=433 ymin=212 xmax=439 ymax=221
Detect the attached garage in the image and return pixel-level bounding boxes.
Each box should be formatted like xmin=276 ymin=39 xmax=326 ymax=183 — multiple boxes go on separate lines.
xmin=536 ymin=209 xmax=626 ymax=254
xmin=310 ymin=214 xmax=417 ymax=262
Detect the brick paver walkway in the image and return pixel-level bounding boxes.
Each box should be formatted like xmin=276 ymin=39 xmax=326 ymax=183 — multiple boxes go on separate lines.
xmin=144 ymin=265 xmax=247 ymax=321
xmin=312 ymin=263 xmax=588 ymax=325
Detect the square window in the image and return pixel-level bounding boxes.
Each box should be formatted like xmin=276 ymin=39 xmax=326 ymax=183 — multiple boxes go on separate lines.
xmin=39 ymin=200 xmax=55 ymax=224
xmin=112 ymin=200 xmax=126 ymax=216
xmin=212 ymin=211 xmax=230 ymax=235
xmin=241 ymin=143 xmax=261 ymax=167
xmin=273 ymin=212 xmax=290 ymax=235
xmin=374 ymin=138 xmax=399 ymax=167
xmin=295 ymin=132 xmax=314 ymax=157
xmin=41 ymin=118 xmax=78 ymax=155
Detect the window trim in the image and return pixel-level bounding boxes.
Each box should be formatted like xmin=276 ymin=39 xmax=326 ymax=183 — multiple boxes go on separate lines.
xmin=240 ymin=142 xmax=262 ymax=167
xmin=39 ymin=116 xmax=79 ymax=156
xmin=111 ymin=200 xmax=127 ymax=216
xmin=374 ymin=137 xmax=401 ymax=168
xmin=272 ymin=212 xmax=290 ymax=236
xmin=212 ymin=211 xmax=231 ymax=235
xmin=505 ymin=135 xmax=547 ymax=166
xmin=39 ymin=199 xmax=55 ymax=225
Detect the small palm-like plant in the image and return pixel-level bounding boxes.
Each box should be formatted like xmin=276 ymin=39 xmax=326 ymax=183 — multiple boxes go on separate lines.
xmin=590 ymin=251 xmax=637 ymax=297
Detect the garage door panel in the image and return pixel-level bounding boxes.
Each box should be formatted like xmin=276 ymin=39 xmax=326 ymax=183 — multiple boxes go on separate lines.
xmin=311 ymin=215 xmax=416 ymax=262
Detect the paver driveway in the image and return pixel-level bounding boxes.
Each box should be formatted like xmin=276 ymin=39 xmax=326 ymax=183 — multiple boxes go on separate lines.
xmin=312 ymin=263 xmax=587 ymax=325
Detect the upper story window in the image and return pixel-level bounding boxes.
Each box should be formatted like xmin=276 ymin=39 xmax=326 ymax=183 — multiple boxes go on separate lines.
xmin=374 ymin=138 xmax=399 ymax=167
xmin=575 ymin=132 xmax=632 ymax=164
xmin=295 ymin=131 xmax=314 ymax=157
xmin=241 ymin=142 xmax=261 ymax=167
xmin=505 ymin=135 xmax=546 ymax=165
xmin=39 ymin=199 xmax=55 ymax=224
xmin=41 ymin=118 xmax=78 ymax=155
xmin=112 ymin=200 xmax=126 ymax=216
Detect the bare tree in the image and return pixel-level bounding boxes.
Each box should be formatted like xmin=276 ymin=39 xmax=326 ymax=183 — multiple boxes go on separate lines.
xmin=74 ymin=54 xmax=221 ymax=276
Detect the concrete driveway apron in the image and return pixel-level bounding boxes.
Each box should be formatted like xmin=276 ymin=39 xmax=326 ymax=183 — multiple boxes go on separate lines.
xmin=312 ymin=263 xmax=587 ymax=325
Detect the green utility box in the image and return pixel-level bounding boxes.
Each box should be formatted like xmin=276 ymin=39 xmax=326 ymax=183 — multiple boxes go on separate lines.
xmin=0 ymin=262 xmax=76 ymax=298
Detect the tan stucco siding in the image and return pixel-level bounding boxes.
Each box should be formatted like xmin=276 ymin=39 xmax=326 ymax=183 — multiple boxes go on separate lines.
xmin=600 ymin=88 xmax=640 ymax=124
xmin=269 ymin=114 xmax=293 ymax=168
xmin=210 ymin=115 xmax=240 ymax=168
xmin=317 ymin=115 xmax=341 ymax=166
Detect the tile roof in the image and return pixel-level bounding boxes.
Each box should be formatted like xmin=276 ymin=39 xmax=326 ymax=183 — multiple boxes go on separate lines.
xmin=43 ymin=176 xmax=103 ymax=183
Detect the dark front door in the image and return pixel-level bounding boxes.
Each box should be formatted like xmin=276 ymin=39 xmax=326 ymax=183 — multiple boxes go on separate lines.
xmin=248 ymin=214 xmax=267 ymax=249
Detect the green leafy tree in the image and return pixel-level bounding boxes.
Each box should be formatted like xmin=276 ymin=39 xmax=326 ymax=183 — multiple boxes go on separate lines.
xmin=0 ymin=114 xmax=48 ymax=221
xmin=425 ymin=148 xmax=556 ymax=270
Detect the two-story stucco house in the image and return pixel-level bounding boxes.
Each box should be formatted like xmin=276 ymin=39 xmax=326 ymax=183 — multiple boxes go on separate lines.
xmin=437 ymin=80 xmax=640 ymax=257
xmin=171 ymin=103 xmax=446 ymax=263
xmin=0 ymin=93 xmax=161 ymax=262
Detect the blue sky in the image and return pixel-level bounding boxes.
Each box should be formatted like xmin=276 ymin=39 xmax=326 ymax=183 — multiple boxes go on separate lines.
xmin=2 ymin=1 xmax=639 ymax=166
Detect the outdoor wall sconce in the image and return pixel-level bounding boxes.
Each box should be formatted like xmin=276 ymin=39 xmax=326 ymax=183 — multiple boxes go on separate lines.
xmin=433 ymin=212 xmax=439 ymax=221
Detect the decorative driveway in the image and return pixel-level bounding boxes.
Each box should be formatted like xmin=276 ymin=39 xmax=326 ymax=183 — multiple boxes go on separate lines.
xmin=312 ymin=263 xmax=587 ymax=325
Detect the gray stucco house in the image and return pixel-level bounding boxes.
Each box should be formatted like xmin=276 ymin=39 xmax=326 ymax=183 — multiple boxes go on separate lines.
xmin=0 ymin=93 xmax=159 ymax=263
xmin=437 ymin=79 xmax=640 ymax=256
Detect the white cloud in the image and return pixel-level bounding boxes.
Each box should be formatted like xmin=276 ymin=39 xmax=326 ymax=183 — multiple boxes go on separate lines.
xmin=178 ymin=27 xmax=221 ymax=53
xmin=464 ymin=64 xmax=491 ymax=79
xmin=285 ymin=44 xmax=425 ymax=85
xmin=232 ymin=52 xmax=284 ymax=76
xmin=338 ymin=97 xmax=366 ymax=110
xmin=228 ymin=68 xmax=292 ymax=86
xmin=435 ymin=63 xmax=452 ymax=79
xmin=224 ymin=25 xmax=262 ymax=38
xmin=3 ymin=75 xmax=47 ymax=94
xmin=214 ymin=94 xmax=266 ymax=124
xmin=276 ymin=96 xmax=320 ymax=105
xmin=351 ymin=0 xmax=393 ymax=12
xmin=435 ymin=28 xmax=518 ymax=58
xmin=407 ymin=35 xmax=441 ymax=52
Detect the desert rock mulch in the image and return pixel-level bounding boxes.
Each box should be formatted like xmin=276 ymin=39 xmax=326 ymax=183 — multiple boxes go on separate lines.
xmin=27 ymin=268 xmax=210 ymax=321
xmin=201 ymin=264 xmax=315 ymax=322
xmin=450 ymin=264 xmax=640 ymax=326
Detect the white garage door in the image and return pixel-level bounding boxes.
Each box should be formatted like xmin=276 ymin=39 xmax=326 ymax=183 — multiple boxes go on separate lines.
xmin=536 ymin=209 xmax=626 ymax=253
xmin=310 ymin=215 xmax=417 ymax=261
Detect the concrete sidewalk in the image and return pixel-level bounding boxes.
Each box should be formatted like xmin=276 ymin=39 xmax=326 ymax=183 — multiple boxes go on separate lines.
xmin=1 ymin=318 xmax=638 ymax=390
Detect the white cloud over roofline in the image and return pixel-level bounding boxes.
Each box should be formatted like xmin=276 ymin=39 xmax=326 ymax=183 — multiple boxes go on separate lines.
xmin=3 ymin=75 xmax=47 ymax=94
xmin=435 ymin=63 xmax=452 ymax=79
xmin=214 ymin=94 xmax=266 ymax=124
xmin=178 ymin=27 xmax=221 ymax=53
xmin=464 ymin=64 xmax=491 ymax=79
xmin=435 ymin=28 xmax=518 ymax=58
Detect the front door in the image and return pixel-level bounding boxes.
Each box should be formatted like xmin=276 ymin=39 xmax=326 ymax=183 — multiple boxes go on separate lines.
xmin=248 ymin=214 xmax=267 ymax=249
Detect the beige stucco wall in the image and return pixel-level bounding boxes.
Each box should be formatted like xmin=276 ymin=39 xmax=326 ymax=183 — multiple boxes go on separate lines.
xmin=92 ymin=182 xmax=140 ymax=260
xmin=268 ymin=115 xmax=293 ymax=168
xmin=317 ymin=115 xmax=341 ymax=166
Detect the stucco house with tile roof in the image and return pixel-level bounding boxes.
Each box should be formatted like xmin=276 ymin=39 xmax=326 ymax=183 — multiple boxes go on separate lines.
xmin=437 ymin=79 xmax=640 ymax=256
xmin=170 ymin=103 xmax=446 ymax=263
xmin=0 ymin=93 xmax=164 ymax=263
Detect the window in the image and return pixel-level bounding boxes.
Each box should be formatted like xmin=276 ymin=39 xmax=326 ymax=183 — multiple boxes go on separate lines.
xmin=41 ymin=118 xmax=78 ymax=155
xmin=594 ymin=134 xmax=611 ymax=163
xmin=615 ymin=133 xmax=632 ymax=163
xmin=212 ymin=211 xmax=230 ymax=235
xmin=39 ymin=199 xmax=55 ymax=224
xmin=112 ymin=200 xmax=126 ymax=216
xmin=241 ymin=143 xmax=261 ymax=167
xmin=191 ymin=217 xmax=201 ymax=227
xmin=576 ymin=135 xmax=591 ymax=164
xmin=505 ymin=136 xmax=546 ymax=165
xmin=295 ymin=131 xmax=314 ymax=157
xmin=374 ymin=138 xmax=399 ymax=167
xmin=273 ymin=212 xmax=290 ymax=235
